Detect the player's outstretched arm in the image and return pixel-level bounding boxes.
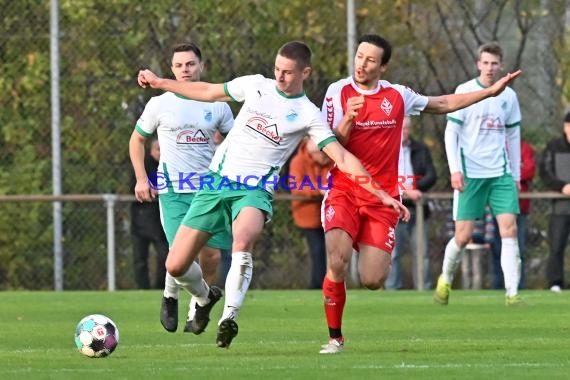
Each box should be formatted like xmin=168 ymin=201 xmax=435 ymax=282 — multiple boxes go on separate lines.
xmin=322 ymin=141 xmax=411 ymax=222
xmin=137 ymin=69 xmax=232 ymax=102
xmin=424 ymin=70 xmax=522 ymax=114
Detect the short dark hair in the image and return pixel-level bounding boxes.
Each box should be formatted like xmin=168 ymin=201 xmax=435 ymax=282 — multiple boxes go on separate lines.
xmin=478 ymin=42 xmax=503 ymax=61
xmin=277 ymin=41 xmax=312 ymax=69
xmin=172 ymin=42 xmax=202 ymax=61
xmin=358 ymin=34 xmax=392 ymax=65
xmin=564 ymin=112 xmax=570 ymax=123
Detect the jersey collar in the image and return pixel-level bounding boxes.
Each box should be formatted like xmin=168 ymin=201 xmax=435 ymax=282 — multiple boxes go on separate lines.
xmin=349 ymin=76 xmax=381 ymax=95
xmin=475 ymin=78 xmax=490 ymax=88
xmin=275 ymin=86 xmax=305 ymax=99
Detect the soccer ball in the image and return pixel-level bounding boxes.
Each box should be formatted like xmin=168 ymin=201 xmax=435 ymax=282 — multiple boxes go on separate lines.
xmin=74 ymin=314 xmax=119 ymax=358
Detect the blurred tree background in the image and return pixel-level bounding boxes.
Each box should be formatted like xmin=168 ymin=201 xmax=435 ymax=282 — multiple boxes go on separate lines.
xmin=0 ymin=0 xmax=568 ymax=289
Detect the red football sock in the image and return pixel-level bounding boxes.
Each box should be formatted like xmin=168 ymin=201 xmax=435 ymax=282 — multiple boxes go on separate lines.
xmin=322 ymin=276 xmax=346 ymax=339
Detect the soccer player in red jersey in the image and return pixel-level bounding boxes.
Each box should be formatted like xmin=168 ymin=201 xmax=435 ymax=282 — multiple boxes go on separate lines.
xmin=318 ymin=34 xmax=521 ymax=353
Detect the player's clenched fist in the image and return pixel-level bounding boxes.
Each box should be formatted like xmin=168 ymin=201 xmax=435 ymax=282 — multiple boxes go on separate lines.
xmin=138 ymin=69 xmax=159 ymax=88
xmin=345 ymin=96 xmax=365 ymax=119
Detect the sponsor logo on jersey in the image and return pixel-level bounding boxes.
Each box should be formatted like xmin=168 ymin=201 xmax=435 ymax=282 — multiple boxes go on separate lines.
xmin=246 ymin=107 xmax=274 ymax=119
xmin=204 ymin=110 xmax=212 ymax=122
xmin=380 ymin=97 xmax=393 ymax=116
xmin=245 ymin=116 xmax=283 ymax=144
xmin=354 ymin=119 xmax=397 ymax=129
xmin=480 ymin=114 xmax=504 ymax=131
xmin=176 ymin=129 xmax=210 ymax=144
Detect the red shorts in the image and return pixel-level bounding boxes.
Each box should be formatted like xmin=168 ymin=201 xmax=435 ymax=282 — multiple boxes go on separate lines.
xmin=322 ymin=187 xmax=399 ymax=253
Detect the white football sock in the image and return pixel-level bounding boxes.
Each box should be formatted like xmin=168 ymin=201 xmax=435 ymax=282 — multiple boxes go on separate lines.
xmin=163 ymin=272 xmax=180 ymax=299
xmin=220 ymin=251 xmax=253 ymax=323
xmin=173 ymin=262 xmax=210 ymax=305
xmin=442 ymin=238 xmax=465 ymax=284
xmin=501 ymin=237 xmax=521 ymax=297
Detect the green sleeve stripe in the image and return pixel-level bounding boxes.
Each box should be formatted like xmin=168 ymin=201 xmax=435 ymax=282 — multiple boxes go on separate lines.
xmin=135 ymin=124 xmax=154 ymax=138
xmin=223 ymin=82 xmax=238 ymax=102
xmin=317 ymin=136 xmax=338 ymax=150
xmin=446 ymin=116 xmax=463 ymax=125
xmin=460 ymin=148 xmax=468 ymax=176
xmin=505 ymin=121 xmax=521 ymax=128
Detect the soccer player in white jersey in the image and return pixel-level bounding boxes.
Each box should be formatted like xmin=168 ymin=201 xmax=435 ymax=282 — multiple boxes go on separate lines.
xmin=129 ymin=43 xmax=234 ymax=334
xmin=138 ymin=41 xmax=411 ymax=349
xmin=434 ymin=42 xmax=523 ymax=306
xmin=319 ymin=34 xmax=521 ymax=354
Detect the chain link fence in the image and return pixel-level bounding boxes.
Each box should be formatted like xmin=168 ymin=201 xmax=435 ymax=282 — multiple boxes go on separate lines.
xmin=0 ymin=194 xmax=566 ymax=290
xmin=0 ymin=195 xmax=313 ymax=290
xmin=1 ymin=1 xmax=568 ymax=290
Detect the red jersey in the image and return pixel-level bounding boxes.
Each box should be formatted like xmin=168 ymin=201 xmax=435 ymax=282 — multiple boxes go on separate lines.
xmin=322 ymin=77 xmax=428 ymax=199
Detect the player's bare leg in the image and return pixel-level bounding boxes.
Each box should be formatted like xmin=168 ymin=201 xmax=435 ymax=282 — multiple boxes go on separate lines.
xmin=357 ymin=245 xmax=391 ymax=290
xmin=164 ymin=226 xmax=222 ymax=334
xmin=161 ymin=227 xmax=211 ymax=333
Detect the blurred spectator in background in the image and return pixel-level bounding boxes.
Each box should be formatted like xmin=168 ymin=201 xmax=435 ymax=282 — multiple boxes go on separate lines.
xmin=130 ymin=137 xmax=169 ymax=289
xmin=539 ymin=112 xmax=570 ymax=293
xmin=491 ymin=139 xmax=536 ymax=289
xmin=289 ymin=137 xmax=334 ymax=289
xmin=385 ymin=116 xmax=437 ymax=290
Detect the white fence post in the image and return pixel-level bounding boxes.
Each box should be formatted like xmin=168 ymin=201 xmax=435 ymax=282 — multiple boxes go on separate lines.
xmin=103 ymin=194 xmax=118 ymax=291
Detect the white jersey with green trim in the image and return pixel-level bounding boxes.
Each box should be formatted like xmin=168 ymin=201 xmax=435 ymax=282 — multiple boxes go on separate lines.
xmin=135 ymin=92 xmax=234 ymax=193
xmin=210 ymin=74 xmax=336 ymax=194
xmin=446 ymin=78 xmax=521 ymax=179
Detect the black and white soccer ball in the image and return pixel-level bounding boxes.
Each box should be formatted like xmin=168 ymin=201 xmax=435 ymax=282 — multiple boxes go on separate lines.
xmin=74 ymin=314 xmax=119 ymax=358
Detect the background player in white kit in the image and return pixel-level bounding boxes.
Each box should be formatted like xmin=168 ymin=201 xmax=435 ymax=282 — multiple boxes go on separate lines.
xmin=434 ymin=42 xmax=523 ymax=306
xmin=129 ymin=43 xmax=234 ymax=333
xmin=137 ymin=41 xmax=410 ymax=349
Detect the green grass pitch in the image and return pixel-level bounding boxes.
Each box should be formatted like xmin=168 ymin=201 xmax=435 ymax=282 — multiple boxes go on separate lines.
xmin=1 ymin=290 xmax=569 ymax=379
